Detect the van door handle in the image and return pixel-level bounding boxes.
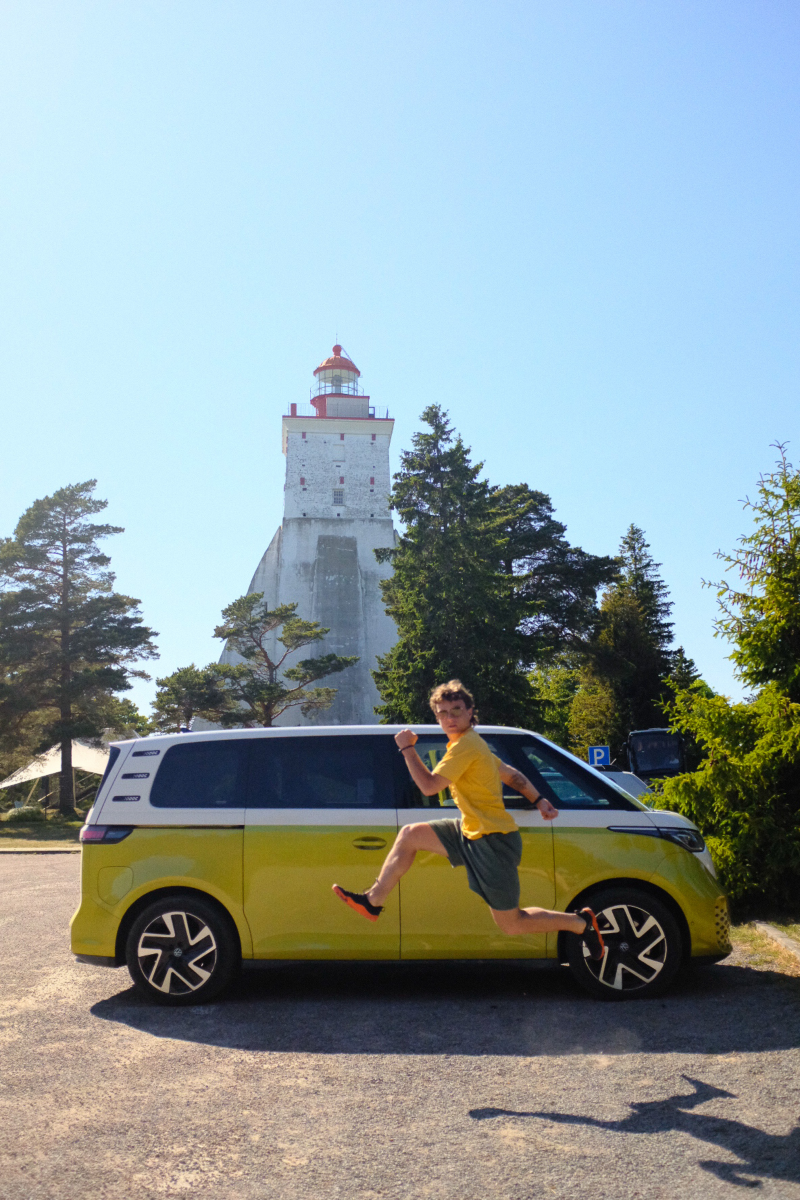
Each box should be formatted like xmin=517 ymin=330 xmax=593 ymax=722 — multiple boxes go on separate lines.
xmin=352 ymin=836 xmax=387 ymax=850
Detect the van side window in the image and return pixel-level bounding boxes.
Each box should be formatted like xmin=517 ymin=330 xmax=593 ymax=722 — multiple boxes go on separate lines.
xmin=395 ymin=734 xmax=530 ymax=808
xmin=512 ymin=738 xmax=631 ymax=809
xmin=396 ymin=735 xmax=456 ymax=807
xmin=247 ymin=736 xmax=393 ymax=808
xmin=150 ymin=741 xmax=246 ymax=808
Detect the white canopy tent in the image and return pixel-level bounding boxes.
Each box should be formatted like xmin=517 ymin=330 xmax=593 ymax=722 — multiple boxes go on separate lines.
xmin=0 ymin=741 xmax=110 ymax=789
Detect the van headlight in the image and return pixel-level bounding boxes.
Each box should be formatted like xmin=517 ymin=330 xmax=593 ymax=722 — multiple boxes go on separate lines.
xmin=657 ymin=827 xmax=705 ymax=852
xmin=608 ymin=826 xmax=705 ymax=852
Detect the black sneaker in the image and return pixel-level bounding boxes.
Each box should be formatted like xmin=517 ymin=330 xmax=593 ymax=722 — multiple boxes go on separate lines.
xmin=578 ymin=907 xmax=605 ymax=961
xmin=332 ymin=884 xmax=384 ymax=923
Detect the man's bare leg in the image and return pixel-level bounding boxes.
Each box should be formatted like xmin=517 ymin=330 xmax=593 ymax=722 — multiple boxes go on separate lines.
xmin=366 ymin=823 xmax=448 ymax=907
xmin=490 ymin=906 xmax=588 ymax=936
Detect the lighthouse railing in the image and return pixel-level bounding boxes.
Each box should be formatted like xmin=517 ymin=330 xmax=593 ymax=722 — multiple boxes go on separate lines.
xmin=287 ymin=403 xmax=389 ymax=420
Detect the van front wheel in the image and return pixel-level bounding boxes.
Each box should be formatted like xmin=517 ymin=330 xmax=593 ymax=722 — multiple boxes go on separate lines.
xmin=566 ymin=887 xmax=682 ymax=1000
xmin=125 ymin=894 xmax=238 ymax=1006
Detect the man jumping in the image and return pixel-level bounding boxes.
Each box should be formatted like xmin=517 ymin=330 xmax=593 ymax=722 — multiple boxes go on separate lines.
xmin=333 ymin=679 xmax=605 ymax=960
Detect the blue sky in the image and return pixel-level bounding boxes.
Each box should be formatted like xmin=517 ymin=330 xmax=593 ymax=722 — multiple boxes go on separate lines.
xmin=1 ymin=1 xmax=798 ymax=713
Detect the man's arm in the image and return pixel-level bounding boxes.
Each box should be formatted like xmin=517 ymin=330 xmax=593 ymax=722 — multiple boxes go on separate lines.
xmin=498 ymin=761 xmax=559 ymax=820
xmin=395 ymin=729 xmax=452 ymax=797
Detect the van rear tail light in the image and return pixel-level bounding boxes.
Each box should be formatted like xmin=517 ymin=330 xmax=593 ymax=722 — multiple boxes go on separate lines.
xmin=80 ymin=825 xmax=134 ymax=844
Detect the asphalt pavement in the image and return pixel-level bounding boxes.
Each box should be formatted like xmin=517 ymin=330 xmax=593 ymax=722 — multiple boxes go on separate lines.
xmin=2 ymin=855 xmax=800 ymax=1199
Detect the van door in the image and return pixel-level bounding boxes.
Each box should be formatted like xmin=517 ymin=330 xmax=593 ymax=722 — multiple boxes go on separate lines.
xmin=397 ymin=734 xmax=555 ymax=959
xmin=243 ymin=734 xmax=400 ymax=959
xmin=511 ymin=738 xmax=660 ymax=910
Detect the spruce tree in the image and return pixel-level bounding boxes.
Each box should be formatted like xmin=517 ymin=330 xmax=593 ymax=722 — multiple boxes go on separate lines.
xmin=373 ymin=407 xmax=615 ymax=725
xmin=569 ymin=524 xmax=699 ymax=762
xmin=617 ymin=524 xmax=674 ymax=669
xmin=373 ymin=407 xmax=527 ymax=723
xmin=570 ymin=588 xmax=667 ymax=761
xmin=713 ymin=444 xmax=800 ymax=701
xmin=0 ymin=482 xmax=157 ymax=813
xmin=656 ymin=446 xmax=800 ymax=910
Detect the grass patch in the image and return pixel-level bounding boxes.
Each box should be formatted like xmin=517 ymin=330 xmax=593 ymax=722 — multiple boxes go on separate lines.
xmin=0 ymin=812 xmax=83 ymax=844
xmin=0 ymin=840 xmax=80 ymax=850
xmin=732 ymin=923 xmax=800 ymax=976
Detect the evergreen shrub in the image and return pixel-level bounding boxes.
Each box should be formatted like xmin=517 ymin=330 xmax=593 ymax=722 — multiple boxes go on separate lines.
xmin=5 ymin=805 xmax=46 ymax=823
xmin=652 ymin=447 xmax=800 ymax=914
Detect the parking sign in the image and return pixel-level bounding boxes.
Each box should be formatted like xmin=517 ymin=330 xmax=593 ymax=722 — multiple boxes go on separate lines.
xmin=588 ymin=745 xmax=611 ymax=768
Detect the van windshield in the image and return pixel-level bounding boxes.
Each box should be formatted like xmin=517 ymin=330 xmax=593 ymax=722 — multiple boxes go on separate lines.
xmin=509 ymin=737 xmax=634 ymax=810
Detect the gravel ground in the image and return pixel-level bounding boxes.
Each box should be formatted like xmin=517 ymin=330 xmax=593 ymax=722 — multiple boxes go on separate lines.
xmin=2 ymin=856 xmax=800 ymax=1200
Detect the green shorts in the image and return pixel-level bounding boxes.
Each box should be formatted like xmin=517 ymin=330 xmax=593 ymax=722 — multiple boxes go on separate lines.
xmin=428 ymin=818 xmax=522 ymax=912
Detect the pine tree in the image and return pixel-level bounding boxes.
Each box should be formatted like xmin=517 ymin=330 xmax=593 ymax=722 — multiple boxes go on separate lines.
xmin=103 ymin=697 xmax=152 ymax=738
xmin=0 ymin=481 xmax=157 ymax=813
xmin=212 ymin=595 xmax=358 ymax=726
xmin=494 ymin=484 xmax=617 ymax=662
xmin=151 ymin=665 xmax=233 ymax=733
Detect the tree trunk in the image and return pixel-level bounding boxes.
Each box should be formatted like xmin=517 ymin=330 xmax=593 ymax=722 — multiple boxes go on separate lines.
xmin=58 ymin=515 xmax=75 ymax=816
xmin=59 ymin=737 xmax=76 ymax=815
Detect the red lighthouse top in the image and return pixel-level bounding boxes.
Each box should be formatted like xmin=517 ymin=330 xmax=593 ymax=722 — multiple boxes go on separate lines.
xmin=313 ymin=345 xmax=361 ymax=378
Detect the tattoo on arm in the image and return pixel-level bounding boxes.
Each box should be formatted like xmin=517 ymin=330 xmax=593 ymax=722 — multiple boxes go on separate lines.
xmin=500 ymin=763 xmax=541 ymax=805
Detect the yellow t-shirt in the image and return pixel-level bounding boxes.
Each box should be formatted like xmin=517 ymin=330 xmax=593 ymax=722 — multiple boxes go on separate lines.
xmin=431 ymin=728 xmax=519 ymax=839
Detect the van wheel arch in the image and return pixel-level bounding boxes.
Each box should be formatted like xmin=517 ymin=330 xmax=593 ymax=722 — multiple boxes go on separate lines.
xmin=556 ymin=877 xmax=691 ymax=965
xmin=115 ymin=886 xmax=242 ymax=967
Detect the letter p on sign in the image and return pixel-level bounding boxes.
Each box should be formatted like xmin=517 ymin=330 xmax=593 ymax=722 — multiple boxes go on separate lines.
xmin=588 ymin=745 xmax=611 ymax=768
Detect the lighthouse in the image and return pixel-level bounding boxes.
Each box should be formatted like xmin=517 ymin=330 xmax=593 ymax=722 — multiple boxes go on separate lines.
xmin=222 ymin=346 xmax=398 ymax=725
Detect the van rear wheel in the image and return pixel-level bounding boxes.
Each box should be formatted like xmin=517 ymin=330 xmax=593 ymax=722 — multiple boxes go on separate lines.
xmin=126 ymin=894 xmax=238 ymax=1006
xmin=567 ymin=887 xmax=682 ymax=1000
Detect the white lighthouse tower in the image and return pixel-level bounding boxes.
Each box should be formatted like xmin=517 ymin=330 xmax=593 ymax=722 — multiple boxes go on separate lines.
xmin=222 ymin=346 xmax=398 ymax=725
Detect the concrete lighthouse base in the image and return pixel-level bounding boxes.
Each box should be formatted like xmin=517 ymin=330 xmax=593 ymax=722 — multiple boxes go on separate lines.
xmin=222 ymin=515 xmax=397 ymax=726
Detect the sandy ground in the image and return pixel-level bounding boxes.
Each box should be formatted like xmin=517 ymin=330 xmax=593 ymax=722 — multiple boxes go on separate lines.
xmin=1 ymin=855 xmax=800 ymax=1199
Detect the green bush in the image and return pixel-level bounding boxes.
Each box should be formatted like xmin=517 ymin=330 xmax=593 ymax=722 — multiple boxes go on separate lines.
xmin=653 ymin=447 xmax=800 ymax=914
xmin=5 ymin=805 xmax=46 ymax=824
xmin=652 ymin=684 xmax=800 ymax=911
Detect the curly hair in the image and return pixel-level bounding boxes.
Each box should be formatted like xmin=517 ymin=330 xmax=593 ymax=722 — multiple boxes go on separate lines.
xmin=428 ymin=679 xmax=478 ymax=725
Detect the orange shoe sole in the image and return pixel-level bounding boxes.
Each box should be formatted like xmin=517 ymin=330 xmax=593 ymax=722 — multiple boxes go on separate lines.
xmin=332 ymin=884 xmax=380 ymax=922
xmin=580 ymin=907 xmax=606 ymax=960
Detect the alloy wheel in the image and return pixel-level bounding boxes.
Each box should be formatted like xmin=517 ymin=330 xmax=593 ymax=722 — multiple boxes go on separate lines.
xmin=136 ymin=909 xmax=218 ymax=996
xmin=585 ymin=903 xmax=668 ymax=992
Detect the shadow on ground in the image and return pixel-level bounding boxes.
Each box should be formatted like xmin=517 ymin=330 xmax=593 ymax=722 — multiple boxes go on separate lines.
xmin=470 ymin=1075 xmax=800 ymax=1189
xmin=90 ymin=957 xmax=800 ymax=1058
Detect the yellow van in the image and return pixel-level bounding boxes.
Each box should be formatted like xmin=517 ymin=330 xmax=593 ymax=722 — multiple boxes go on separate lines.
xmin=71 ymin=726 xmax=730 ymax=1005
